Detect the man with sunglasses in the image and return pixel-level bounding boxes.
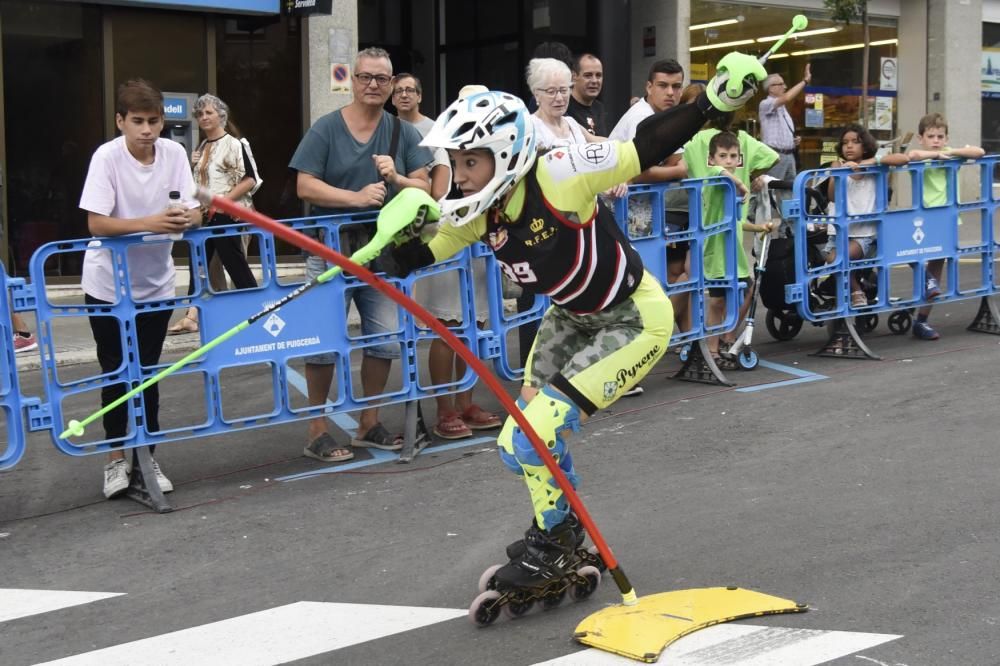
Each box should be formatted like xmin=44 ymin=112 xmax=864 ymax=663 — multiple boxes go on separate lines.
xmin=289 ymin=47 xmax=432 ymax=460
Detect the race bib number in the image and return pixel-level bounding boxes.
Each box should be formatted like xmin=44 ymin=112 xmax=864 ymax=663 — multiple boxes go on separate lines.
xmin=498 ymin=260 xmax=538 ymax=284
xmin=544 ymin=142 xmax=619 ymax=183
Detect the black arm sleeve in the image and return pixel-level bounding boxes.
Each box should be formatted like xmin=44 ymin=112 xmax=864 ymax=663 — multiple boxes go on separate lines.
xmin=383 ymin=237 xmax=435 ymax=278
xmin=632 ymin=93 xmax=718 ymax=171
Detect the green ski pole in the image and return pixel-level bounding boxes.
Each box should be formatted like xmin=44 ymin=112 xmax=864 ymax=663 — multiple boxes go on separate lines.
xmin=61 ymin=196 xmax=432 ymax=440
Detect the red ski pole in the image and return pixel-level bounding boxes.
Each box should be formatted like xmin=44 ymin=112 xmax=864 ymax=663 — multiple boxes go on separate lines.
xmin=200 ymin=190 xmax=638 ymax=604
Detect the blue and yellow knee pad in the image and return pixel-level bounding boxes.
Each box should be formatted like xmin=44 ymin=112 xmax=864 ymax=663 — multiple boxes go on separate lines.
xmin=496 ymin=386 xmax=581 ymax=529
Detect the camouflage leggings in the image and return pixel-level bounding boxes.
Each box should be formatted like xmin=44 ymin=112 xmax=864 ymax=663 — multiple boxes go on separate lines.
xmin=524 ymin=271 xmax=673 ymax=410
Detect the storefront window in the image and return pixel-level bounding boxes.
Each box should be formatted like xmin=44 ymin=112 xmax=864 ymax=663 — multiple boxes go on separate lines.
xmin=690 ymin=0 xmax=898 ymax=170
xmin=1 ymin=1 xmax=103 ymax=276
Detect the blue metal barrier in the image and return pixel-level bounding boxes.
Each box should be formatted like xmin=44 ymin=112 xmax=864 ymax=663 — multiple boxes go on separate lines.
xmin=16 ymin=178 xmax=740 ymax=464
xmin=615 ymin=176 xmax=743 ymax=345
xmin=1 ymin=263 xmax=27 ymax=470
xmin=26 ymin=214 xmax=529 ymax=459
xmin=785 ymin=157 xmax=1000 ymax=323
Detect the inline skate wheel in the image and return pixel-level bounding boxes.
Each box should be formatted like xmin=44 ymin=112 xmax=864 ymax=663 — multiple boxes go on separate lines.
xmin=586 ymin=545 xmax=607 ymax=572
xmin=541 ymin=588 xmax=566 ymax=609
xmin=469 ymin=590 xmax=503 ymax=626
xmin=678 ymin=343 xmax=691 ymax=362
xmin=477 ymin=564 xmax=504 ymax=593
xmin=737 ymin=349 xmax=758 ymax=370
xmin=571 ymin=565 xmax=602 ymax=601
xmin=502 ymin=594 xmax=535 ymax=619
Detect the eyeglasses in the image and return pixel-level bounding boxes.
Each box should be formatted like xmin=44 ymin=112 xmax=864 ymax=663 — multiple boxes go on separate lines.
xmin=393 ymin=87 xmax=419 ymax=96
xmin=536 ymin=86 xmax=570 ymax=99
xmin=355 ymin=72 xmax=392 ymax=87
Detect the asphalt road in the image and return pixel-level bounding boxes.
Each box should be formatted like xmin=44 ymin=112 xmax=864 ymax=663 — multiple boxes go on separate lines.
xmin=3 ymin=295 xmax=1000 ymax=665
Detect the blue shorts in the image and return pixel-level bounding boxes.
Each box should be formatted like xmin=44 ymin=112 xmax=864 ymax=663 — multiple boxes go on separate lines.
xmin=823 ymin=235 xmax=877 ymax=260
xmin=303 ymin=255 xmax=400 ymax=364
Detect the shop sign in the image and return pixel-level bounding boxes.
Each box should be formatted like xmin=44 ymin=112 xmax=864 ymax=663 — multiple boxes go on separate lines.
xmin=163 ymin=96 xmax=189 ymax=120
xmin=983 ymin=48 xmax=1000 ymax=98
xmin=105 ymin=0 xmax=279 ymax=13
xmin=284 ymin=0 xmax=332 ymax=15
xmin=880 ymin=57 xmax=897 ymax=91
xmin=805 ymin=108 xmax=824 ymax=128
xmin=873 ymin=97 xmax=893 ymax=131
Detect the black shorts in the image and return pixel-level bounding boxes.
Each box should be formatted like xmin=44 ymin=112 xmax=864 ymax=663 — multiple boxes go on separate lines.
xmin=665 ymin=211 xmax=690 ymax=263
xmin=708 ymin=276 xmax=751 ymax=298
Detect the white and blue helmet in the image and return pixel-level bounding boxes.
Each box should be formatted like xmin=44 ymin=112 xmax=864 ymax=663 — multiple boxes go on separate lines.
xmin=421 ymin=90 xmax=536 ymax=227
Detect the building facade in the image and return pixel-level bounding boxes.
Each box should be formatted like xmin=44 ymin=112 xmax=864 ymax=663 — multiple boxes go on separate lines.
xmin=0 ymin=0 xmax=988 ymax=278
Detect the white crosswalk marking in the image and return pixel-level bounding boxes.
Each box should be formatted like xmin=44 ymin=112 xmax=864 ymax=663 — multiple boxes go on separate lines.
xmin=533 ymin=624 xmax=902 ymax=665
xmin=0 ymin=589 xmax=124 ymax=623
xmin=34 ymin=601 xmax=467 ymax=665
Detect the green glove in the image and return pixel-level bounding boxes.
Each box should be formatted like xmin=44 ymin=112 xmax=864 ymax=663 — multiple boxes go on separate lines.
xmin=707 ymin=51 xmax=768 ymax=113
xmin=372 ymin=187 xmax=441 ymax=248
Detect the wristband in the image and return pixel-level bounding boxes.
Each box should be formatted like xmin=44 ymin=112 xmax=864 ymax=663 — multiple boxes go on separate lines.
xmin=875 ymin=154 xmax=882 ymax=166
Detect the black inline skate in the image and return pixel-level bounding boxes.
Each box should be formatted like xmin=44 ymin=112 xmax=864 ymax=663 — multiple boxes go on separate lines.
xmin=469 ymin=515 xmax=603 ymax=625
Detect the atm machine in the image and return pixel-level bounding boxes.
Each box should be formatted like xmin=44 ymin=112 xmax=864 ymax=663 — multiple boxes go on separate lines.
xmin=161 ymin=92 xmax=199 ymax=156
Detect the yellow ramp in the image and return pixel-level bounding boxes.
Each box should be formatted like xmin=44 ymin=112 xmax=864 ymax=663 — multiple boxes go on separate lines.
xmin=574 ymin=586 xmax=807 ymax=663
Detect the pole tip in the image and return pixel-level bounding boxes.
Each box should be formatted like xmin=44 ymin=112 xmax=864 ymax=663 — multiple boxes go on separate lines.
xmin=65 ymin=419 xmax=85 ymax=438
xmin=792 ymin=14 xmax=808 ymax=31
xmin=621 ymin=589 xmax=638 ymax=606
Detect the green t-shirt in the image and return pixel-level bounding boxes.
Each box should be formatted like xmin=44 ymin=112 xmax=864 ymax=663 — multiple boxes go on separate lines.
xmin=683 ymin=129 xmax=778 ymax=279
xmin=921 ymin=147 xmax=951 ymax=207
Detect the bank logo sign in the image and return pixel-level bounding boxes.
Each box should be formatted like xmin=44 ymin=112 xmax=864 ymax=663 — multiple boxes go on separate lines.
xmin=163 ymin=97 xmax=188 ymax=120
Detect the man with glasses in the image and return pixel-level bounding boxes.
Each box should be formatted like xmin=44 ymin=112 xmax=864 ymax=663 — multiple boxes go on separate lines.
xmin=392 ymin=73 xmax=435 ymax=136
xmin=289 ymin=47 xmax=432 ymax=461
xmin=758 ymin=64 xmax=811 ymax=179
xmin=609 ymin=59 xmax=684 ymax=143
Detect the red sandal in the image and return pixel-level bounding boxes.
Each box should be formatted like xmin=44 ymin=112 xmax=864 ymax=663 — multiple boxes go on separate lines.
xmin=433 ymin=412 xmax=472 ymax=440
xmin=461 ymin=405 xmax=502 ymax=430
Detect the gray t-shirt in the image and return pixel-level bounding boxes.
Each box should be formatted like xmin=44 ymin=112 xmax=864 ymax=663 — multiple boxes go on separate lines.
xmin=289 ymin=109 xmax=431 ymax=217
xmin=289 ymin=109 xmax=432 ymax=256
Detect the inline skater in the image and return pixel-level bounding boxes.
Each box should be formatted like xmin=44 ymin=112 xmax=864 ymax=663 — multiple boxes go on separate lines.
xmin=384 ymin=52 xmax=768 ymax=620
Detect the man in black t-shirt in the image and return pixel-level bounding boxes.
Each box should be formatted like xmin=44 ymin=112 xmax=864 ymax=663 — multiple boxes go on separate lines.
xmin=566 ymin=53 xmax=608 ymax=137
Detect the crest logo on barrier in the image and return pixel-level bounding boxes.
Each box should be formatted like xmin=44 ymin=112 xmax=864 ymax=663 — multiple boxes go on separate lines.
xmin=912 ymin=217 xmax=925 ymax=245
xmin=264 ymin=313 xmax=286 ymax=337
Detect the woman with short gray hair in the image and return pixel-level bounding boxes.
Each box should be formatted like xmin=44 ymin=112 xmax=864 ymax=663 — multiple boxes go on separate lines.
xmin=527 ymin=58 xmax=604 ymax=150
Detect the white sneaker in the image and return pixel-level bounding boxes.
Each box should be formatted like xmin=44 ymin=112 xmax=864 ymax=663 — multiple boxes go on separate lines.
xmin=103 ymin=459 xmax=130 ymax=499
xmin=149 ymin=458 xmax=173 ymax=493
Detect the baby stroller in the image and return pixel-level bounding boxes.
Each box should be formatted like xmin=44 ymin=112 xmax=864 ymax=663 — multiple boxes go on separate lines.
xmin=758 ymin=181 xmax=835 ymax=340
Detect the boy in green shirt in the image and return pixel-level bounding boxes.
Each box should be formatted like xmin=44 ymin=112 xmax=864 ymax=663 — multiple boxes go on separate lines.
xmin=683 ymin=125 xmax=777 ymax=364
xmin=906 ymin=113 xmax=985 ymax=340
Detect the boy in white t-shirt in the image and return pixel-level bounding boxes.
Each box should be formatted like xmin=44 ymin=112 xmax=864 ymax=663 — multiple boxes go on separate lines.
xmin=79 ymin=79 xmax=201 ymax=499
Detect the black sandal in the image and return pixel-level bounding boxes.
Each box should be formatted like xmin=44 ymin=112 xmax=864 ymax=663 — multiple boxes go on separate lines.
xmin=351 ymin=423 xmax=404 ymax=451
xmin=303 ymin=433 xmax=355 ymax=462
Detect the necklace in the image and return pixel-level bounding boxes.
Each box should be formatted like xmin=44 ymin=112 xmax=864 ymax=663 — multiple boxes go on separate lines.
xmin=205 ymin=132 xmax=228 ymax=143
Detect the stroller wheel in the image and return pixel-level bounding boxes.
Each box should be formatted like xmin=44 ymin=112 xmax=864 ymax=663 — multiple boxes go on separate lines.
xmin=737 ymin=348 xmax=759 ymax=370
xmin=855 ymin=314 xmax=878 ymax=334
xmin=765 ymin=309 xmax=803 ymax=341
xmin=887 ymin=310 xmax=912 ymax=334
